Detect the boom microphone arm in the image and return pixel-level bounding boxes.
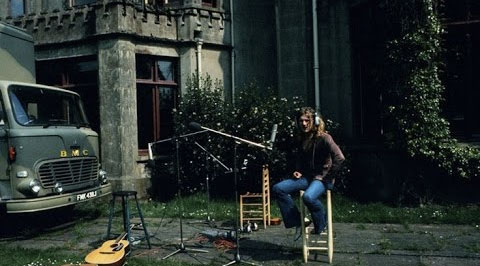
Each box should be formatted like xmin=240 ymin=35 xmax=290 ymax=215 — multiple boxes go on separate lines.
xmin=147 ymin=129 xmax=208 ymax=160
xmin=188 ymin=122 xmax=270 ymax=150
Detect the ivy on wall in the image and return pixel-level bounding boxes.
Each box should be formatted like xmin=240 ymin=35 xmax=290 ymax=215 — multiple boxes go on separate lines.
xmin=385 ymin=0 xmax=480 ymax=179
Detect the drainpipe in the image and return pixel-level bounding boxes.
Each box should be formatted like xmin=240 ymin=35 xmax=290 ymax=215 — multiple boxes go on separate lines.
xmin=229 ymin=0 xmax=235 ymax=105
xmin=195 ymin=39 xmax=203 ymax=87
xmin=312 ymin=0 xmax=320 ymax=111
xmin=194 ymin=30 xmax=203 ymax=87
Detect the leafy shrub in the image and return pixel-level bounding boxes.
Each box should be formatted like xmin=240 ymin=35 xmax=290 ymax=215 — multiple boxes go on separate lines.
xmin=173 ymin=76 xmax=306 ymax=196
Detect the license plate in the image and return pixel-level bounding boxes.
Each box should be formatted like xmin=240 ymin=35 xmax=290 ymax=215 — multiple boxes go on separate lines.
xmin=76 ymin=190 xmax=98 ymax=201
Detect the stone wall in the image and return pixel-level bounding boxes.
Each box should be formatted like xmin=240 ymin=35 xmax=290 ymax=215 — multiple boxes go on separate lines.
xmin=233 ymin=0 xmax=277 ymax=91
xmin=276 ymin=0 xmax=312 ymax=102
xmin=317 ymin=0 xmax=353 ymax=139
xmin=273 ymin=0 xmax=353 ymax=139
xmin=0 ymin=0 xmax=231 ymax=198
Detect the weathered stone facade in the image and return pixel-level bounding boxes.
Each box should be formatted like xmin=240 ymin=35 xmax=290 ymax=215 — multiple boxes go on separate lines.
xmin=0 ymin=0 xmax=357 ymax=197
xmin=0 ymin=0 xmax=233 ymax=197
xmin=274 ymin=0 xmax=353 ymax=138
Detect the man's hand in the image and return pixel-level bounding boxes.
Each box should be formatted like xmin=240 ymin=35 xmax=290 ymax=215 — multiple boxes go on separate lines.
xmin=293 ymin=171 xmax=302 ymax=179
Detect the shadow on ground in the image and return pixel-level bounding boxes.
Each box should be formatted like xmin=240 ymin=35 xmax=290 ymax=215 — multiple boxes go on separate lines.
xmin=0 ymin=206 xmax=101 ymax=240
xmin=228 ymin=238 xmax=301 ymax=262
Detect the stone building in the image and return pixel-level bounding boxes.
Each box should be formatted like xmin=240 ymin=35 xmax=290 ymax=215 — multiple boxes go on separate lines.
xmin=1 ymin=0 xmax=478 ymax=199
xmin=1 ymin=0 xmax=234 ymax=196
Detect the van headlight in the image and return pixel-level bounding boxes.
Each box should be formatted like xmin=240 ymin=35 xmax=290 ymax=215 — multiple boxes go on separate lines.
xmin=99 ymin=169 xmax=108 ymax=184
xmin=29 ymin=179 xmax=41 ymax=194
xmin=54 ymin=182 xmax=63 ymax=193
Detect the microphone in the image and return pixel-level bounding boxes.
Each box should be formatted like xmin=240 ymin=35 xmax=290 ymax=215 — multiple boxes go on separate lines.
xmin=189 ymin=122 xmax=202 ymax=131
xmin=269 ymin=124 xmax=278 ymax=149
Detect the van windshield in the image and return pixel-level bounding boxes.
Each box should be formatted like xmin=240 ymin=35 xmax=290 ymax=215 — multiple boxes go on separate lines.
xmin=8 ymin=85 xmax=90 ymax=127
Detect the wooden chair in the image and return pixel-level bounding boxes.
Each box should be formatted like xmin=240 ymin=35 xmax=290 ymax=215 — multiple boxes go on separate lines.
xmin=299 ymin=189 xmax=333 ymax=263
xmin=239 ymin=165 xmax=271 ymax=229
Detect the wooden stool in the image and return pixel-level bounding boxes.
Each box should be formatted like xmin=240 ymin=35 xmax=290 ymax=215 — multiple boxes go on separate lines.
xmin=107 ymin=190 xmax=151 ymax=249
xmin=299 ymin=189 xmax=333 ymax=263
xmin=239 ymin=165 xmax=271 ymax=229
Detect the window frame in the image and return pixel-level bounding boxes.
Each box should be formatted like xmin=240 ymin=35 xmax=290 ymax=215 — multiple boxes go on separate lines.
xmin=135 ymin=55 xmax=179 ymax=155
xmin=441 ymin=0 xmax=480 ymax=139
xmin=202 ymin=0 xmax=217 ymax=8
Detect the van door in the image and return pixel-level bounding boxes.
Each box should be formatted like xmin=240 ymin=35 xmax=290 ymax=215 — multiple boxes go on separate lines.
xmin=0 ymin=98 xmax=8 ymax=180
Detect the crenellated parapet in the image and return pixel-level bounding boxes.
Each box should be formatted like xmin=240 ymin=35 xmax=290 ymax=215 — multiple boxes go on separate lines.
xmin=0 ymin=0 xmax=229 ymax=46
xmin=175 ymin=7 xmax=227 ymax=43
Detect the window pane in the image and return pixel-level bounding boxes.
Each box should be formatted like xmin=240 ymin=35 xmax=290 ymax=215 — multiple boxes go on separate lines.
xmin=36 ymin=61 xmax=63 ymax=86
xmin=8 ymin=85 xmax=88 ymax=126
xmin=157 ymin=61 xmax=174 ymax=81
xmin=73 ymin=0 xmax=97 ymax=6
xmin=10 ymin=0 xmax=25 ymax=17
xmin=158 ymin=87 xmax=175 ymax=139
xmin=442 ymin=0 xmax=480 ymax=137
xmin=137 ymin=85 xmax=154 ymax=150
xmin=136 ymin=55 xmax=153 ymax=80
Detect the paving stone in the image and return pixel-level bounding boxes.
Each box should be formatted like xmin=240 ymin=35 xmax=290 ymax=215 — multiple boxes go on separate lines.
xmin=1 ymin=216 xmax=479 ymax=265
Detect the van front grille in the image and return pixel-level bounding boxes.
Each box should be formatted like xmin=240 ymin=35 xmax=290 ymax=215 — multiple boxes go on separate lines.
xmin=37 ymin=158 xmax=99 ymax=188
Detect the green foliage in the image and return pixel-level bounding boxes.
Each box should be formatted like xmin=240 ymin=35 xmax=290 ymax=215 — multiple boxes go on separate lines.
xmin=385 ymin=0 xmax=480 ymax=179
xmin=171 ymin=74 xmax=233 ymax=195
xmin=175 ymin=74 xmax=229 ymax=134
xmin=173 ymin=75 xmax=305 ymax=194
xmin=333 ymin=193 xmax=480 ymax=224
xmin=231 ymin=83 xmax=304 ymax=181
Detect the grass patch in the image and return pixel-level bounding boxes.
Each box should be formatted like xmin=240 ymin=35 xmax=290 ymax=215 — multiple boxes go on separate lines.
xmin=356 ymin=224 xmax=367 ymax=230
xmin=462 ymin=242 xmax=480 ymax=253
xmin=0 ymin=246 xmax=208 ymax=266
xmin=0 ymin=247 xmax=84 ymax=266
xmin=378 ymin=238 xmax=392 ymax=255
xmin=333 ymin=194 xmax=480 ymax=225
xmin=76 ymin=192 xmax=480 ymax=225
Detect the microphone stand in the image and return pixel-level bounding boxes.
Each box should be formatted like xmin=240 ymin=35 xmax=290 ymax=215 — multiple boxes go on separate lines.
xmin=191 ymin=124 xmax=268 ymax=266
xmin=161 ymin=136 xmax=208 ymax=261
xmin=189 ymin=141 xmax=232 ymax=227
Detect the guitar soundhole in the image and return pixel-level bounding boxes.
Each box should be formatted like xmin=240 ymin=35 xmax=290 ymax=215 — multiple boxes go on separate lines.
xmin=111 ymin=243 xmax=124 ymax=251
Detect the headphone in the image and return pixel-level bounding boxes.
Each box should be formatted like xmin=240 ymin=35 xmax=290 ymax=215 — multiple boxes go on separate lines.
xmin=314 ymin=111 xmax=321 ymax=127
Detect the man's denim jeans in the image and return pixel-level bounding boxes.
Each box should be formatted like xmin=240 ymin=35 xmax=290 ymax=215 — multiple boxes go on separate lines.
xmin=272 ymin=177 xmax=333 ymax=233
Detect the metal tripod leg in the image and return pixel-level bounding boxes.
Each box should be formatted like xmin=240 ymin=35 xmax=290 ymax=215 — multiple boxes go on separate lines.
xmin=162 ymin=137 xmax=209 ymax=261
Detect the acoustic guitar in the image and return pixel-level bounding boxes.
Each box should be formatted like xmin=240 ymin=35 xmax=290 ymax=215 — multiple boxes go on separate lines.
xmin=84 ymin=230 xmax=131 ymax=266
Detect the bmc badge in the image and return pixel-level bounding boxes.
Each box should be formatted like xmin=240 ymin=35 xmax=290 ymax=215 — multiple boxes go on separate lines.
xmin=60 ymin=149 xmax=89 ymax=157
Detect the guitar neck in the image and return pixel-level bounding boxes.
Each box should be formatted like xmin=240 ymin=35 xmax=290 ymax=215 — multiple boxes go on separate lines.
xmin=115 ymin=232 xmax=127 ymax=244
xmin=114 ymin=224 xmax=135 ymax=243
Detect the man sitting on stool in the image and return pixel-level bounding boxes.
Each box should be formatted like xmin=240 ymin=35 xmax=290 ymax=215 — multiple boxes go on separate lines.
xmin=272 ymin=107 xmax=344 ymax=239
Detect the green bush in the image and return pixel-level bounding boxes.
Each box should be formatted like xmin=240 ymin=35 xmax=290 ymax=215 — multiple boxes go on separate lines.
xmin=173 ymin=76 xmax=306 ymax=195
